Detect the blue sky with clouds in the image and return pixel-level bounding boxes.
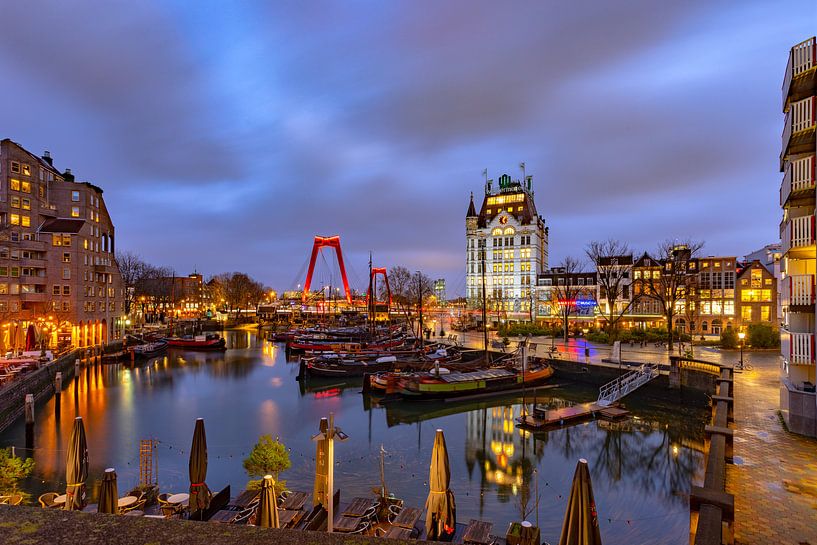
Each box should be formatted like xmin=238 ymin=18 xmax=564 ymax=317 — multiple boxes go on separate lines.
xmin=0 ymin=1 xmax=814 ymax=295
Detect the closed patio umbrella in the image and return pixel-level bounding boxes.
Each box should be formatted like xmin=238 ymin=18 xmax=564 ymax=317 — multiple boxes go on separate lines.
xmin=559 ymin=458 xmax=602 ymax=545
xmin=188 ymin=418 xmax=212 ymax=513
xmin=313 ymin=417 xmax=329 ymax=508
xmin=97 ymin=468 xmax=118 ymax=514
xmin=64 ymin=416 xmax=88 ymax=510
xmin=425 ymin=429 xmax=456 ymax=540
xmin=25 ymin=324 xmax=36 ymax=351
xmin=257 ymin=475 xmax=280 ymax=528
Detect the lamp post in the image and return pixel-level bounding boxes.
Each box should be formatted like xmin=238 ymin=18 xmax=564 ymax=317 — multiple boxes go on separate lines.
xmin=312 ymin=414 xmax=348 ymax=533
xmin=738 ymin=331 xmax=745 ymax=369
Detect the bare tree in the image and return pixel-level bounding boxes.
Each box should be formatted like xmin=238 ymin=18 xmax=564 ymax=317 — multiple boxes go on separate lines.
xmin=116 ymin=251 xmax=148 ymax=315
xmin=550 ymin=256 xmax=587 ymax=343
xmin=210 ymin=272 xmax=265 ymax=319
xmin=635 ymin=239 xmax=704 ymax=352
xmin=586 ymin=239 xmax=633 ymax=340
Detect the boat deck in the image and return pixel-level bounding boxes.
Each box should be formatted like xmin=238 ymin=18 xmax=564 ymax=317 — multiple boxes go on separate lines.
xmin=438 ymin=368 xmax=515 ymax=383
xmin=518 ymin=401 xmax=629 ymax=430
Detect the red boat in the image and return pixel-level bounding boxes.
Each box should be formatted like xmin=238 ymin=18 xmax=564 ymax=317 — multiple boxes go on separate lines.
xmin=165 ymin=334 xmax=227 ymax=350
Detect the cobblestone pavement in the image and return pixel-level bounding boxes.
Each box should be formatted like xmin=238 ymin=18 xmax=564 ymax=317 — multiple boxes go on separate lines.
xmin=726 ymin=352 xmax=817 ymax=544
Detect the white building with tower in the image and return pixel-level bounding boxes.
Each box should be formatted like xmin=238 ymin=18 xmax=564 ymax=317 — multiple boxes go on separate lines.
xmin=465 ymin=169 xmax=548 ymax=323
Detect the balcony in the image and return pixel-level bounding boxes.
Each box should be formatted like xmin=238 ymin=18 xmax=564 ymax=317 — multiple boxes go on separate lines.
xmin=785 ymin=274 xmax=815 ymax=309
xmin=781 ymin=214 xmax=815 ymax=258
xmin=781 ymin=97 xmax=816 ymax=169
xmin=782 ymin=330 xmax=815 ymax=366
xmin=20 ymin=257 xmax=47 ymax=269
xmin=783 ymin=37 xmax=816 ymax=111
xmin=17 ymin=239 xmax=47 ymax=251
xmin=780 ymin=154 xmax=816 ymax=207
xmin=19 ymin=292 xmax=47 ymax=303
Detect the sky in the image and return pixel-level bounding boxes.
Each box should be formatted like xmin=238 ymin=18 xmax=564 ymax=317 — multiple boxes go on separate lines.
xmin=0 ymin=1 xmax=814 ymax=296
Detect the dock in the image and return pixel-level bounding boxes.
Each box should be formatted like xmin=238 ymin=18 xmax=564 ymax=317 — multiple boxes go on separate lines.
xmin=517 ymin=402 xmax=629 ymax=430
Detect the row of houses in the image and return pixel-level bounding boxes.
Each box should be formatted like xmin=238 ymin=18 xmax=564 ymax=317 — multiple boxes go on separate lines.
xmin=481 ymin=245 xmax=778 ymax=338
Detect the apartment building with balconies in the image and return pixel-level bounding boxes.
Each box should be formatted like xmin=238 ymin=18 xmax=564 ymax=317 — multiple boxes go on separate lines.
xmin=0 ymin=139 xmax=126 ymax=351
xmin=779 ymin=37 xmax=817 ymax=437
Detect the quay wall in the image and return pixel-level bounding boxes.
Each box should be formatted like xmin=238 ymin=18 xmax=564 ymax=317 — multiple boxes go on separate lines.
xmin=0 ymin=349 xmax=87 ymax=433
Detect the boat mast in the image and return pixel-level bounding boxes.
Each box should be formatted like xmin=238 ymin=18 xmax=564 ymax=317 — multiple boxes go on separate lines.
xmin=417 ymin=271 xmax=424 ymax=349
xmin=368 ymin=252 xmax=374 ymax=336
xmin=481 ymin=246 xmax=488 ymax=358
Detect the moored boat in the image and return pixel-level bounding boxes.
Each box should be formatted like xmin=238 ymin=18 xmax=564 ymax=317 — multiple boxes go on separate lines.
xmin=385 ymin=361 xmax=554 ymax=401
xmin=165 ymin=334 xmax=227 ymax=350
xmin=131 ymin=340 xmax=168 ymax=359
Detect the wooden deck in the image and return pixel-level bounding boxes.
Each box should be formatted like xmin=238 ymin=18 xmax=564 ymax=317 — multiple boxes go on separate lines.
xmin=518 ymin=401 xmax=628 ymax=430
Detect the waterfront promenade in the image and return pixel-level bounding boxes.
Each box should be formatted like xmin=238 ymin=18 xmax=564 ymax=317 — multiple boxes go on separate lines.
xmin=727 ymin=353 xmax=817 ymax=544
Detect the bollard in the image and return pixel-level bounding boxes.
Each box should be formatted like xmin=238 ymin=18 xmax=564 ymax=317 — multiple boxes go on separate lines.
xmin=25 ymin=393 xmax=35 ymax=425
xmin=54 ymin=372 xmax=62 ymax=394
xmin=75 ymin=358 xmax=80 ymax=377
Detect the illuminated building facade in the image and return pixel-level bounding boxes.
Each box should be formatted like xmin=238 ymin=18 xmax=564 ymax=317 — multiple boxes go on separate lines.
xmin=779 ymin=37 xmax=816 ymax=436
xmin=534 ymin=268 xmax=597 ymax=328
xmin=465 ymin=171 xmax=548 ymax=323
xmin=736 ymin=261 xmax=777 ymax=327
xmin=0 ymin=139 xmax=126 ymax=349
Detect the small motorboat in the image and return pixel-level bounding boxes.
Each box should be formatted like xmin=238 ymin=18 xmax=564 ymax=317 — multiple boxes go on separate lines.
xmin=131 ymin=340 xmax=168 ymax=359
xmin=165 ymin=334 xmax=227 ymax=351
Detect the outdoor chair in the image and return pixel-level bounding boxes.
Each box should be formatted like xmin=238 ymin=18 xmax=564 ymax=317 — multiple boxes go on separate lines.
xmin=350 ymin=520 xmax=371 ymax=534
xmin=38 ymin=492 xmax=59 ymax=508
xmin=387 ymin=503 xmax=402 ymax=523
xmin=232 ymin=506 xmax=256 ymax=525
xmin=157 ymin=493 xmax=171 ymax=506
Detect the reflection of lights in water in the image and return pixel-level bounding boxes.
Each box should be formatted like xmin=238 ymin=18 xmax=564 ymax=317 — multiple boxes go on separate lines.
xmin=512 ymin=484 xmax=518 ymax=496
xmin=269 ymin=377 xmax=283 ymax=387
xmin=672 ymin=445 xmax=679 ymax=456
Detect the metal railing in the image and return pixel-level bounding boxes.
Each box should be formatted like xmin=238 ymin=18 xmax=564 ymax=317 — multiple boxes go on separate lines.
xmin=597 ymin=363 xmax=659 ymax=404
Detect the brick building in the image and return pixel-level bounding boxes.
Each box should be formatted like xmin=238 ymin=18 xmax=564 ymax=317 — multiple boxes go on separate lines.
xmin=736 ymin=261 xmax=777 ymax=328
xmin=0 ymin=139 xmax=125 ymax=350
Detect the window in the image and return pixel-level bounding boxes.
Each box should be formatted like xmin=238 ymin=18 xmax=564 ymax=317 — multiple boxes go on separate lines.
xmin=62 ymin=302 xmax=69 ymax=312
xmin=38 ymin=185 xmax=45 ymax=199
xmin=72 ymin=191 xmax=80 ymax=202
xmin=9 ymin=214 xmax=19 ymax=226
xmin=62 ymin=267 xmax=70 ymax=280
xmin=0 ymin=267 xmax=7 ymax=276
xmin=21 ymin=198 xmax=30 ymax=210
xmin=21 ymin=215 xmax=30 ymax=228
xmin=760 ymin=306 xmax=770 ymax=321
xmin=63 ymin=252 xmax=71 ymax=263
xmin=742 ymin=306 xmax=752 ymax=321
xmin=21 ymin=164 xmax=30 ymax=176
xmin=21 ymin=181 xmax=31 ymax=193
xmin=0 ymin=284 xmax=7 ymax=294
xmin=52 ymin=234 xmax=62 ymax=246
xmin=10 ymin=267 xmax=19 ymax=278
xmin=71 ymin=206 xmax=80 ymax=218
xmin=10 ymin=161 xmax=20 ymax=174
xmin=53 ymin=285 xmax=61 ymax=295
xmin=10 ymin=196 xmax=19 ymax=208
xmin=63 ymin=285 xmax=70 ymax=296
xmin=62 ymin=234 xmax=71 ymax=246
xmin=10 ymin=178 xmax=20 ymax=191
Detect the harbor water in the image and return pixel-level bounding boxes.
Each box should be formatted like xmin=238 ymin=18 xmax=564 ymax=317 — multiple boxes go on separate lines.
xmin=0 ymin=330 xmax=709 ymax=544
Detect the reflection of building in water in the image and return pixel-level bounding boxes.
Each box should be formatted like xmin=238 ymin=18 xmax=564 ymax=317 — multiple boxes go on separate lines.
xmin=465 ymin=405 xmax=543 ymax=502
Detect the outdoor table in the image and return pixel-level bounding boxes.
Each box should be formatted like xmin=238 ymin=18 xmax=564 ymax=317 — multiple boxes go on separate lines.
xmin=118 ymin=496 xmax=138 ymax=509
xmin=333 ymin=513 xmax=363 ymax=533
xmin=281 ymin=490 xmax=308 ymax=511
xmin=343 ymin=497 xmax=372 ymax=517
xmin=53 ymin=495 xmax=67 ymax=506
xmin=463 ymin=519 xmax=494 ymax=545
xmin=210 ymin=509 xmax=240 ymax=523
xmin=278 ymin=509 xmax=304 ymax=528
xmin=168 ymin=493 xmax=189 ymax=504
xmin=391 ymin=507 xmax=422 ymax=529
xmin=385 ymin=526 xmax=414 ymax=540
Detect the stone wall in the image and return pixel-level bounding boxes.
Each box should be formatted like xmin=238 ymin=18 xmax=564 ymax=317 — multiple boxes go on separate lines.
xmin=0 ymin=505 xmax=414 ymax=545
xmin=0 ymin=349 xmax=81 ymax=433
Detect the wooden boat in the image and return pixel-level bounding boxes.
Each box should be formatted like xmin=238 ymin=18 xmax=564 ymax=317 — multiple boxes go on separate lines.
xmin=288 ymin=337 xmax=406 ymax=353
xmin=132 ymin=340 xmax=168 ymax=358
xmin=100 ymin=350 xmax=130 ymax=364
xmin=387 ymin=363 xmax=554 ymax=401
xmin=303 ymin=347 xmax=459 ymax=378
xmin=166 ymin=334 xmax=226 ymax=350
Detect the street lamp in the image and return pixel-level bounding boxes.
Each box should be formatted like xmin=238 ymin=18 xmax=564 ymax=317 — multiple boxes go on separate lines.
xmin=738 ymin=331 xmax=746 ymax=369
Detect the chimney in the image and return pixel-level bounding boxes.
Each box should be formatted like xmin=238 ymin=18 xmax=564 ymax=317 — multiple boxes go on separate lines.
xmin=63 ymin=168 xmax=74 ymax=182
xmin=42 ymin=151 xmax=53 ymax=166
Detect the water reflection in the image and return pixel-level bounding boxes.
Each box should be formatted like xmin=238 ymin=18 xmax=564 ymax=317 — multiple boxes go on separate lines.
xmin=0 ymin=331 xmax=706 ymax=545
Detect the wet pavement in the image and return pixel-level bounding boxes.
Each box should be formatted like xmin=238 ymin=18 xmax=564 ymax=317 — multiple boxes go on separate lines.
xmin=726 ymin=352 xmax=817 ymax=544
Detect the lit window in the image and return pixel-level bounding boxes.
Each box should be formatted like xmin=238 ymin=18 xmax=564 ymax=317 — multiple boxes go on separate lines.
xmin=62 ymin=235 xmax=71 ymax=246
xmin=10 ymin=179 xmax=20 ymax=191
xmin=71 ymin=206 xmax=80 ymax=217
xmin=72 ymin=191 xmax=80 ymax=202
xmin=10 ymin=197 xmax=19 ymax=208
xmin=741 ymin=306 xmax=752 ymax=321
xmin=761 ymin=306 xmax=770 ymax=321
xmin=21 ymin=164 xmax=31 ymax=176
xmin=21 ymin=216 xmax=30 ymax=228
xmin=52 ymin=234 xmax=62 ymax=246
xmin=21 ymin=198 xmax=30 ymax=210
xmin=21 ymin=181 xmax=31 ymax=193
xmin=63 ymin=252 xmax=71 ymax=263
xmin=9 ymin=214 xmax=19 ymax=225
